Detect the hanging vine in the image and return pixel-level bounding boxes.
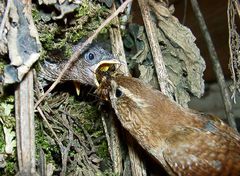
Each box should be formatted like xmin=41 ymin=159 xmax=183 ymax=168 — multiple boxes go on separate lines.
xmin=228 ymin=0 xmax=240 ymax=102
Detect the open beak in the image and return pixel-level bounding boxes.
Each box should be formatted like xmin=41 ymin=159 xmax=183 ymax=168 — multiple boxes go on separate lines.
xmin=74 ymin=59 xmax=120 ymax=95
xmin=93 ymin=59 xmax=120 ymax=87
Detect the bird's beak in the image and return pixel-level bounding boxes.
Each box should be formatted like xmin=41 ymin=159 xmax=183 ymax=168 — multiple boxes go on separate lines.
xmin=73 ymin=81 xmax=81 ymax=96
xmin=93 ymin=59 xmax=120 ymax=87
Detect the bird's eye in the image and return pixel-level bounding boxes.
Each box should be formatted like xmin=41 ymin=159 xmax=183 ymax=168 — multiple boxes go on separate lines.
xmin=88 ymin=53 xmax=94 ymax=60
xmin=115 ymin=88 xmax=123 ymax=98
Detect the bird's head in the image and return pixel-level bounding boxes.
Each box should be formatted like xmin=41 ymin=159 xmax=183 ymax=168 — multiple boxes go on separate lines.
xmin=80 ymin=45 xmax=120 ymax=86
xmin=103 ymin=75 xmax=172 ymax=147
xmin=39 ymin=43 xmax=120 ymax=88
xmin=107 ymin=76 xmax=152 ymax=121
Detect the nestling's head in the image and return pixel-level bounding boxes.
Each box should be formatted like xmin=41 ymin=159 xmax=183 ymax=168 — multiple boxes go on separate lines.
xmin=80 ymin=45 xmax=120 ymax=86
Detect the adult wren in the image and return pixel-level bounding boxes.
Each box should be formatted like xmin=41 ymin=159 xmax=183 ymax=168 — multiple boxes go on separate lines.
xmin=98 ymin=75 xmax=240 ymax=175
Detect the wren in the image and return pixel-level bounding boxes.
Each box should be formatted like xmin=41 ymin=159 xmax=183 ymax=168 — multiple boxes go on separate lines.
xmin=98 ymin=75 xmax=240 ymax=176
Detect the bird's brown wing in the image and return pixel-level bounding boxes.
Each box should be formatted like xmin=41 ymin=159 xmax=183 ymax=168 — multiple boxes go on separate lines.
xmin=163 ymin=126 xmax=240 ymax=176
xmin=197 ymin=112 xmax=240 ymax=141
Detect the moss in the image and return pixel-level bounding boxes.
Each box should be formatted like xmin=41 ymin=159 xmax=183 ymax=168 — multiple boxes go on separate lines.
xmin=32 ymin=0 xmax=113 ymax=173
xmin=0 ymin=96 xmax=15 ymax=129
xmin=4 ymin=157 xmax=17 ymax=176
xmin=0 ymin=95 xmax=17 ymax=175
xmin=68 ymin=99 xmax=110 ymax=161
xmin=0 ymin=125 xmax=4 ymax=153
xmin=0 ymin=59 xmax=5 ymax=74
xmin=64 ymin=43 xmax=73 ymax=58
xmin=34 ymin=93 xmax=112 ymax=174
xmin=97 ymin=140 xmax=108 ymax=159
xmin=0 ymin=56 xmax=8 ymax=77
xmin=32 ymin=7 xmax=59 ymax=51
xmin=32 ymin=0 xmax=110 ymax=64
xmin=35 ymin=118 xmax=58 ymax=163
xmin=65 ymin=0 xmax=110 ymax=43
xmin=32 ymin=7 xmax=41 ymax=22
xmin=97 ymin=171 xmax=120 ymax=176
xmin=75 ymin=0 xmax=93 ymax=18
xmin=38 ymin=23 xmax=60 ymax=51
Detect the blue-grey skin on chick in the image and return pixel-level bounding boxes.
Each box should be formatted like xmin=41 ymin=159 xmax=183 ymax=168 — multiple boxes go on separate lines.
xmin=40 ymin=44 xmax=120 ymax=87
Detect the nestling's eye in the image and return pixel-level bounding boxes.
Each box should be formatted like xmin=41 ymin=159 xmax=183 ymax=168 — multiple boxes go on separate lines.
xmin=115 ymin=88 xmax=123 ymax=98
xmin=88 ymin=52 xmax=95 ymax=60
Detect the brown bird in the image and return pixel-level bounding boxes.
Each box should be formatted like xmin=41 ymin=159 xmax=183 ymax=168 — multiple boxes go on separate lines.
xmin=97 ymin=75 xmax=240 ymax=176
xmin=40 ymin=44 xmax=119 ymax=87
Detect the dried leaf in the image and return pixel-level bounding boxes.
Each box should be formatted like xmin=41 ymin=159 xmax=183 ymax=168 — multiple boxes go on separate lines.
xmin=46 ymin=163 xmax=55 ymax=176
xmin=53 ymin=1 xmax=79 ymax=20
xmin=125 ymin=9 xmax=205 ymax=106
xmin=3 ymin=127 xmax=16 ymax=154
xmin=1 ymin=103 xmax=13 ymax=116
xmin=2 ymin=0 xmax=41 ymax=84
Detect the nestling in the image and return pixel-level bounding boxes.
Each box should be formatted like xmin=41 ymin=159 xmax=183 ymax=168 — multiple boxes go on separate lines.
xmin=97 ymin=75 xmax=240 ymax=176
xmin=40 ymin=43 xmax=119 ymax=87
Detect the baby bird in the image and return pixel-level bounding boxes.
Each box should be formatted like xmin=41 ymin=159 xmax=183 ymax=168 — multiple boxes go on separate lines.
xmin=40 ymin=44 xmax=119 ymax=87
xmin=98 ymin=75 xmax=240 ymax=176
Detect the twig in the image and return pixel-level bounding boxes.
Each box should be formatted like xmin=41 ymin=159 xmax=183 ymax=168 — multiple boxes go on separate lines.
xmin=108 ymin=7 xmax=125 ymax=171
xmin=56 ymin=110 xmax=90 ymax=151
xmin=126 ymin=133 xmax=147 ymax=176
xmin=233 ymin=0 xmax=240 ymax=17
xmin=60 ymin=116 xmax=73 ymax=176
xmin=101 ymin=114 xmax=113 ymax=161
xmin=190 ymin=0 xmax=237 ymax=130
xmin=137 ymin=0 xmax=173 ymax=99
xmin=120 ymin=0 xmax=132 ymax=30
xmin=228 ymin=0 xmax=240 ymax=103
xmin=182 ymin=0 xmax=188 ymax=25
xmin=108 ymin=113 xmax=123 ymax=173
xmin=0 ymin=0 xmax=11 ymax=40
xmin=38 ymin=106 xmax=71 ymax=175
xmin=39 ymin=148 xmax=46 ymax=176
xmin=15 ymin=70 xmax=36 ymax=174
xmin=109 ymin=2 xmax=147 ymax=175
xmin=37 ymin=106 xmax=64 ymax=149
xmin=34 ymin=0 xmax=133 ymax=108
xmin=59 ymin=110 xmax=96 ymax=153
xmin=110 ymin=3 xmax=130 ymax=76
xmin=227 ymin=0 xmax=237 ymax=103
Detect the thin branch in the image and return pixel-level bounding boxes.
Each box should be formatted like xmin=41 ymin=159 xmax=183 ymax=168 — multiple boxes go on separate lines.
xmin=190 ymin=0 xmax=237 ymax=130
xmin=227 ymin=0 xmax=237 ymax=103
xmin=109 ymin=2 xmax=146 ymax=175
xmin=38 ymin=106 xmax=70 ymax=175
xmin=15 ymin=70 xmax=36 ymax=174
xmin=109 ymin=6 xmax=128 ymax=171
xmin=101 ymin=114 xmax=113 ymax=161
xmin=120 ymin=0 xmax=132 ymax=30
xmin=137 ymin=0 xmax=173 ymax=99
xmin=60 ymin=116 xmax=73 ymax=176
xmin=228 ymin=0 xmax=240 ymax=102
xmin=59 ymin=110 xmax=96 ymax=153
xmin=110 ymin=3 xmax=130 ymax=76
xmin=0 ymin=0 xmax=11 ymax=40
xmin=182 ymin=0 xmax=188 ymax=25
xmin=37 ymin=106 xmax=63 ymax=148
xmin=126 ymin=133 xmax=147 ymax=176
xmin=34 ymin=0 xmax=133 ymax=108
xmin=233 ymin=0 xmax=240 ymax=17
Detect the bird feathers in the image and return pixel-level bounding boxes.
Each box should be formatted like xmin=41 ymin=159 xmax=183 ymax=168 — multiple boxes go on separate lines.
xmin=100 ymin=75 xmax=240 ymax=175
